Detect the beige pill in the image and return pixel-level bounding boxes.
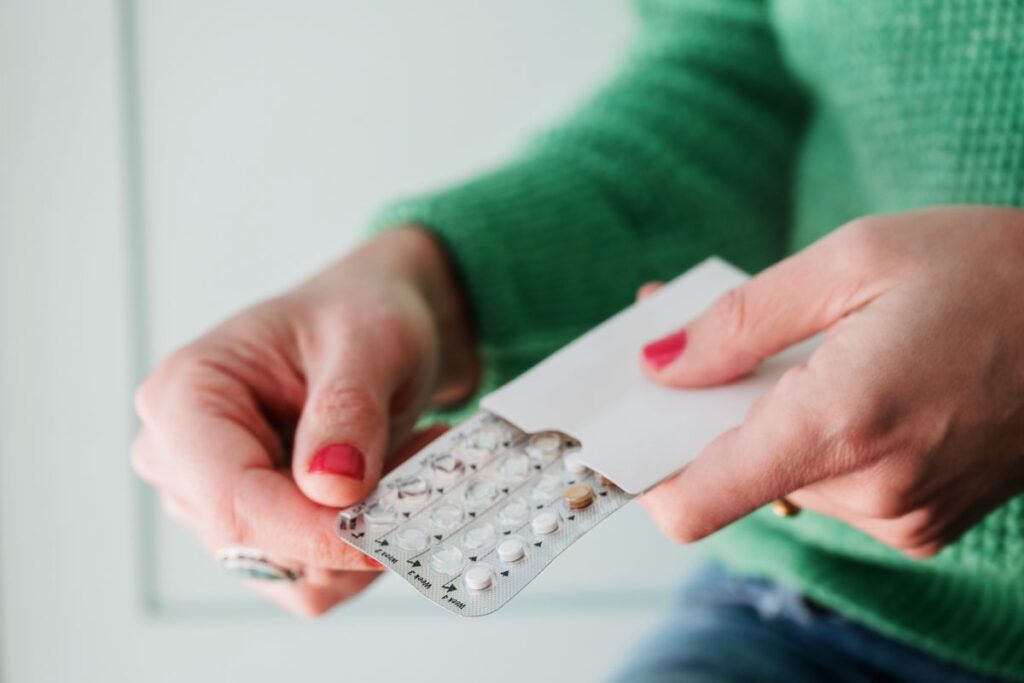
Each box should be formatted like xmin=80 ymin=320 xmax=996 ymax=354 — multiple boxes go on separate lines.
xmin=563 ymin=483 xmax=594 ymax=510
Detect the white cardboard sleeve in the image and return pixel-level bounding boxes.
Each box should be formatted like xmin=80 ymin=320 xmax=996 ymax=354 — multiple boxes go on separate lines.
xmin=481 ymin=258 xmax=818 ymax=494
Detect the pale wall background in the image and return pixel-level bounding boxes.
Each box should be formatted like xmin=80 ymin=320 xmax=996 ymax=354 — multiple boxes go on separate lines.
xmin=0 ymin=2 xmax=702 ymax=681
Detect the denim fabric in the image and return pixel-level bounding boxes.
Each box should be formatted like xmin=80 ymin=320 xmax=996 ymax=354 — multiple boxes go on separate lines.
xmin=612 ymin=564 xmax=1008 ymax=683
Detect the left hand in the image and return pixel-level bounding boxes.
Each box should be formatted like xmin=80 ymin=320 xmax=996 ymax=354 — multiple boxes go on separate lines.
xmin=638 ymin=205 xmax=1024 ymax=558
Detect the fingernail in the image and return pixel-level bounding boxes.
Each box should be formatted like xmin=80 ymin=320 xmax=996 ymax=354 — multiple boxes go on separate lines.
xmin=309 ymin=444 xmax=365 ymax=479
xmin=368 ymin=557 xmax=386 ymax=569
xmin=643 ymin=330 xmax=687 ymax=369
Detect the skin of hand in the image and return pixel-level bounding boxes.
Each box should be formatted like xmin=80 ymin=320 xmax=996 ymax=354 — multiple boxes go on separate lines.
xmin=132 ymin=226 xmax=478 ymax=616
xmin=637 ymin=205 xmax=1024 ymax=559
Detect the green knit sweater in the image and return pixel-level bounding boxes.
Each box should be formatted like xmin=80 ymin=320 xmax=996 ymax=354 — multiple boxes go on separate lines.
xmin=373 ymin=1 xmax=1024 ymax=679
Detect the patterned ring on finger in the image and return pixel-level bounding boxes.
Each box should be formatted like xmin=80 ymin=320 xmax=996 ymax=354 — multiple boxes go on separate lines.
xmin=216 ymin=546 xmax=303 ymax=582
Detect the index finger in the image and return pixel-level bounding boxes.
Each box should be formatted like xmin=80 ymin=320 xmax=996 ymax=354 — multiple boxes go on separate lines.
xmin=230 ymin=424 xmax=450 ymax=569
xmin=137 ymin=361 xmax=379 ymax=569
xmin=153 ymin=403 xmax=381 ymax=570
xmin=639 ymin=361 xmax=836 ymax=543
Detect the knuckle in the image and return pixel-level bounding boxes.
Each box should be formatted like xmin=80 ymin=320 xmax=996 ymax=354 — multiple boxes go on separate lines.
xmin=212 ymin=486 xmax=250 ymax=546
xmin=826 ymin=398 xmax=899 ymax=472
xmin=709 ymin=286 xmax=750 ymax=342
xmin=832 ymin=216 xmax=898 ymax=278
xmin=830 ymin=428 xmax=874 ymax=475
xmin=836 ymin=216 xmax=887 ymax=261
xmin=308 ymin=383 xmax=380 ymax=426
xmin=130 ymin=447 xmax=154 ymax=483
xmin=855 ymin=487 xmax=912 ymax=519
xmin=135 ymin=348 xmax=203 ymax=420
xmin=133 ymin=374 xmax=165 ymax=422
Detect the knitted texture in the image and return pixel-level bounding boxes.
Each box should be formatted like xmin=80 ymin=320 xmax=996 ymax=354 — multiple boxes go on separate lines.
xmin=371 ymin=0 xmax=1024 ymax=679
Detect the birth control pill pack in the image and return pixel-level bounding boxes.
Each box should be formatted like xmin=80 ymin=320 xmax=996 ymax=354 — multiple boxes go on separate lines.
xmin=335 ymin=410 xmax=634 ymax=617
xmin=335 ymin=258 xmax=819 ymax=616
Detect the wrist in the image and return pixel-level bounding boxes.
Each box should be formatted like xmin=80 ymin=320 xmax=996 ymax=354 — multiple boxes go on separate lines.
xmin=368 ymin=226 xmax=480 ymax=405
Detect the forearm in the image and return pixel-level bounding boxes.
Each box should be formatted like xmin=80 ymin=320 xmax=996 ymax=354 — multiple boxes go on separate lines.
xmin=383 ymin=226 xmax=480 ymax=406
xmin=372 ymin=0 xmax=809 ymax=386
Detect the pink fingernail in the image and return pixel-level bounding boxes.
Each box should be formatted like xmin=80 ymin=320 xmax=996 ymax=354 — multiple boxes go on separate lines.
xmin=643 ymin=330 xmax=687 ymax=369
xmin=309 ymin=444 xmax=365 ymax=479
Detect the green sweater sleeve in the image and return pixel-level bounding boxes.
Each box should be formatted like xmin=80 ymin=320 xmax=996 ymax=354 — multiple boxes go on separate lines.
xmin=372 ymin=0 xmax=807 ymax=388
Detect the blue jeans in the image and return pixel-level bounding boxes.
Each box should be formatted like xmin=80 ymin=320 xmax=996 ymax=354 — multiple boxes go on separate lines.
xmin=613 ymin=564 xmax=1008 ymax=683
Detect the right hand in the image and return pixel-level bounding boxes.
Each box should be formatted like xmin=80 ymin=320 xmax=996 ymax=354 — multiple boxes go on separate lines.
xmin=132 ymin=227 xmax=478 ymax=616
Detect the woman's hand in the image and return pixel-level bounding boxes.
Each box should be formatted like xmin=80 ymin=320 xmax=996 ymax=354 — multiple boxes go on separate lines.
xmin=132 ymin=227 xmax=478 ymax=615
xmin=638 ymin=206 xmax=1024 ymax=558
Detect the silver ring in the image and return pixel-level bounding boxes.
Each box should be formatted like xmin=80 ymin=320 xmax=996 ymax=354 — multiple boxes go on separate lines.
xmin=216 ymin=546 xmax=302 ymax=582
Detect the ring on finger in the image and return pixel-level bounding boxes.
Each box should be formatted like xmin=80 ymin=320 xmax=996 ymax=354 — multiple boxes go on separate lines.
xmin=771 ymin=497 xmax=802 ymax=518
xmin=216 ymin=546 xmax=303 ymax=582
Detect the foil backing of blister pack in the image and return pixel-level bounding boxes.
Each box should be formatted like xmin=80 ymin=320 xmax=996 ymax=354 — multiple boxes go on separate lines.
xmin=335 ymin=410 xmax=635 ymax=617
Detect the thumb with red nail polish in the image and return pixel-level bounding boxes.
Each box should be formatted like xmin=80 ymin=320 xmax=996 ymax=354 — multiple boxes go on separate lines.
xmin=291 ymin=364 xmax=389 ymax=508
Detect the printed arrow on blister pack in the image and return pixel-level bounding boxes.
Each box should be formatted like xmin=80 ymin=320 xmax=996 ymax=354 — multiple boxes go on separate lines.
xmin=443 ymin=584 xmax=457 ymax=593
xmin=375 ymin=539 xmax=389 ymax=546
xmin=408 ymin=559 xmax=421 ymax=567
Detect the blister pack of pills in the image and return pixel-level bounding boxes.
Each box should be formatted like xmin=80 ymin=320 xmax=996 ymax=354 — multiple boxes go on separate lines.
xmin=335 ymin=258 xmax=818 ymax=616
xmin=335 ymin=410 xmax=634 ymax=617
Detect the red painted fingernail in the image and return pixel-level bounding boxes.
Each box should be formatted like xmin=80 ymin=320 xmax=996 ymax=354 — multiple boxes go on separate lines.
xmin=309 ymin=444 xmax=365 ymax=479
xmin=643 ymin=330 xmax=687 ymax=369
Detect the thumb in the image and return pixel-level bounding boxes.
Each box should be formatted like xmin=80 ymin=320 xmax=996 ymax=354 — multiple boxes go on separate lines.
xmin=292 ymin=356 xmax=393 ymax=508
xmin=642 ymin=240 xmax=878 ymax=387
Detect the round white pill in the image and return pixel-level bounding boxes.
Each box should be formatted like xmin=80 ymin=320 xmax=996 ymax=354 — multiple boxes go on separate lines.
xmin=563 ymin=453 xmax=588 ymax=475
xmin=531 ymin=510 xmax=559 ymax=535
xmin=464 ymin=564 xmax=493 ymax=591
xmin=497 ymin=538 xmax=525 ymax=563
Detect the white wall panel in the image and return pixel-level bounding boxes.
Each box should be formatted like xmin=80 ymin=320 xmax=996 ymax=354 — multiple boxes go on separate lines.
xmin=0 ymin=1 xmax=707 ymax=681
